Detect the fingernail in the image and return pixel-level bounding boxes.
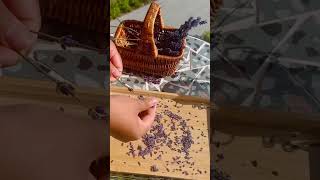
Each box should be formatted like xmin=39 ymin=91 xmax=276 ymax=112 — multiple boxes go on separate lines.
xmin=112 ymin=69 xmax=121 ymax=77
xmin=150 ymin=98 xmax=158 ymax=106
xmin=5 ymin=23 xmax=36 ymax=51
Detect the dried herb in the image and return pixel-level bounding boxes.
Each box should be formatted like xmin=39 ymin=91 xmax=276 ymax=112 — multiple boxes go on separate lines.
xmin=88 ymin=106 xmax=106 ymax=120
xmin=56 ymin=82 xmax=75 ymax=97
xmin=59 ymin=107 xmax=64 ymax=112
xmin=272 ymin=171 xmax=279 ymax=176
xmin=251 ymin=160 xmax=258 ymax=167
xmin=150 ymin=165 xmax=159 ymax=172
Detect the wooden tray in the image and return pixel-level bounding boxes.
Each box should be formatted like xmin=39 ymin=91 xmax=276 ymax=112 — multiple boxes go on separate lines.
xmin=110 ymin=87 xmax=210 ymax=180
xmin=212 ymin=131 xmax=310 ymax=180
xmin=0 ymin=76 xmax=107 ymax=179
xmin=0 ymin=76 xmax=106 ymax=107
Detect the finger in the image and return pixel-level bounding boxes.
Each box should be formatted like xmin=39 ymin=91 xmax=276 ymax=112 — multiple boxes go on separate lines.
xmin=3 ymin=0 xmax=41 ymax=31
xmin=110 ymin=62 xmax=121 ymax=78
xmin=139 ymin=105 xmax=157 ymax=130
xmin=0 ymin=1 xmax=37 ymax=51
xmin=136 ymin=97 xmax=158 ymax=112
xmin=110 ymin=40 xmax=123 ymax=72
xmin=0 ymin=46 xmax=19 ymax=67
xmin=110 ymin=63 xmax=121 ymax=82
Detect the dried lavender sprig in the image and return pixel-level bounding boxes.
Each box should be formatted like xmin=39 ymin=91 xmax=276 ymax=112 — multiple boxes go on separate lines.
xmin=30 ymin=30 xmax=105 ymax=53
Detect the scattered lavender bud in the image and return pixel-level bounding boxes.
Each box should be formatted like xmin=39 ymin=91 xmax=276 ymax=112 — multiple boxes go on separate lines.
xmin=251 ymin=160 xmax=258 ymax=167
xmin=150 ymin=165 xmax=159 ymax=172
xmin=138 ymin=95 xmax=145 ymax=100
xmin=60 ymin=35 xmax=77 ymax=47
xmin=95 ymin=106 xmax=106 ymax=114
xmin=59 ymin=107 xmax=64 ymax=112
xmin=272 ymin=171 xmax=279 ymax=176
xmin=88 ymin=108 xmax=99 ymax=120
xmin=88 ymin=106 xmax=106 ymax=120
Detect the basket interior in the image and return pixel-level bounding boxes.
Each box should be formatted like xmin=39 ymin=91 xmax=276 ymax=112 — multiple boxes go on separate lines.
xmin=116 ymin=20 xmax=143 ymax=50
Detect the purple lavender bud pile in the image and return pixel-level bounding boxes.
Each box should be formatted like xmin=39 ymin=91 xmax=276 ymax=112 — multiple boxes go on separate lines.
xmin=142 ymin=134 xmax=156 ymax=148
xmin=181 ymin=130 xmax=194 ymax=156
xmin=121 ymin=96 xmax=208 ymax=175
xmin=163 ymin=110 xmax=182 ymax=120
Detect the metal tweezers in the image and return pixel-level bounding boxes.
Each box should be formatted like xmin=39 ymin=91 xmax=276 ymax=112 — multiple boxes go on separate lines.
xmin=16 ymin=51 xmax=80 ymax=102
xmin=116 ymin=77 xmax=134 ymax=92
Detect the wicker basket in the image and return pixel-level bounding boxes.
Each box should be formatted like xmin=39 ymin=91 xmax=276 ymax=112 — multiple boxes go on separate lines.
xmin=114 ymin=2 xmax=186 ymax=77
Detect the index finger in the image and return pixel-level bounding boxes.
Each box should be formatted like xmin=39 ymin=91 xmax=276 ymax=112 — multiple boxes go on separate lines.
xmin=139 ymin=106 xmax=157 ymax=131
xmin=110 ymin=40 xmax=123 ymax=72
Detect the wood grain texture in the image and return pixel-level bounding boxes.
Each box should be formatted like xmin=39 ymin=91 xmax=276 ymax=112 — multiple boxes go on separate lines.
xmin=0 ymin=76 xmax=107 ymax=107
xmin=110 ymin=89 xmax=210 ymax=180
xmin=213 ymin=131 xmax=310 ymax=180
xmin=213 ymin=105 xmax=320 ymax=137
xmin=0 ymin=77 xmax=107 ymax=180
xmin=111 ymin=86 xmax=210 ymax=105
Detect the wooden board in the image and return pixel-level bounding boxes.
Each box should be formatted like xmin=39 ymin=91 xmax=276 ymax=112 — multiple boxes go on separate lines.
xmin=212 ymin=131 xmax=310 ymax=180
xmin=214 ymin=105 xmax=320 ymax=137
xmin=110 ymin=87 xmax=210 ymax=180
xmin=0 ymin=76 xmax=107 ymax=107
xmin=0 ymin=77 xmax=107 ymax=180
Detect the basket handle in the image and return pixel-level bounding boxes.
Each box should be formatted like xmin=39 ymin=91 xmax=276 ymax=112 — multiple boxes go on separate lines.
xmin=138 ymin=2 xmax=162 ymax=58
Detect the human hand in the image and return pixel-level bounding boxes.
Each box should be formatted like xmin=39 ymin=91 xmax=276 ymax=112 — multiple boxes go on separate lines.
xmin=0 ymin=0 xmax=41 ymax=67
xmin=110 ymin=40 xmax=123 ymax=82
xmin=0 ymin=104 xmax=106 ymax=180
xmin=110 ymin=95 xmax=158 ymax=142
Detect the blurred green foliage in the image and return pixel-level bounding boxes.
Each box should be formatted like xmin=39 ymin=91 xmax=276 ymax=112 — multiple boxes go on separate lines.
xmin=111 ymin=0 xmax=151 ymax=19
xmin=202 ymin=31 xmax=210 ymax=43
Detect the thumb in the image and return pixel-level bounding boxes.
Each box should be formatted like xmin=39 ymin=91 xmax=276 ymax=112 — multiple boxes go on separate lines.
xmin=136 ymin=97 xmax=158 ymax=112
xmin=0 ymin=1 xmax=36 ymax=51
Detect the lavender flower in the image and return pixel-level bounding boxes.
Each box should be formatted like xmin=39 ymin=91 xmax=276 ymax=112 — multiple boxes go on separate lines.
xmin=150 ymin=165 xmax=159 ymax=172
xmin=155 ymin=16 xmax=207 ymax=56
xmin=60 ymin=35 xmax=78 ymax=47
